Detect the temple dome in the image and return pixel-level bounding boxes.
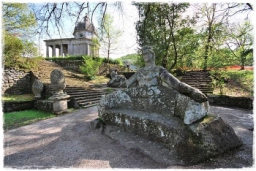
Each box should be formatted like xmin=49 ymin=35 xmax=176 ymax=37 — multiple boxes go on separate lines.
xmin=73 ymin=15 xmax=96 ymax=39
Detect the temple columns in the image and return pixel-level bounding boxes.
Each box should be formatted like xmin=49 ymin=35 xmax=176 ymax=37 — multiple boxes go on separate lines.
xmin=60 ymin=44 xmax=63 ymax=57
xmin=46 ymin=46 xmax=49 ymax=57
xmin=86 ymin=43 xmax=90 ymax=55
xmin=52 ymin=45 xmax=56 ymax=57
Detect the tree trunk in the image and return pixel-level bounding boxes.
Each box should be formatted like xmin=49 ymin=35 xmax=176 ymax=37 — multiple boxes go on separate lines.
xmin=240 ymin=55 xmax=245 ymax=70
xmin=203 ymin=27 xmax=212 ymax=71
xmin=203 ymin=45 xmax=209 ymax=71
xmin=162 ymin=57 xmax=167 ymax=68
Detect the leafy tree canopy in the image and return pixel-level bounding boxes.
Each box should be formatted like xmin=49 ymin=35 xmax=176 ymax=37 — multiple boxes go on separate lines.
xmin=2 ymin=3 xmax=37 ymax=36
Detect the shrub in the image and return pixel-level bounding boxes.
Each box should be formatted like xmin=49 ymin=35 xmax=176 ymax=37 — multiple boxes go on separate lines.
xmin=79 ymin=55 xmax=102 ymax=80
xmin=45 ymin=55 xmax=84 ymax=61
xmin=102 ymin=58 xmax=122 ymax=65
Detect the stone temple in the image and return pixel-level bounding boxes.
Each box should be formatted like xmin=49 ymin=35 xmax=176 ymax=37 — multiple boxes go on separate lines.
xmin=44 ymin=16 xmax=99 ymax=57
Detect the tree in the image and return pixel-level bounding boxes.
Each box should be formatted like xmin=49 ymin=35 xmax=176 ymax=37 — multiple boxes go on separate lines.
xmin=225 ymin=21 xmax=253 ymax=70
xmin=193 ymin=3 xmax=230 ymax=70
xmin=2 ymin=3 xmax=40 ymax=69
xmin=135 ymin=2 xmax=198 ymax=70
xmin=31 ymin=2 xmax=123 ymax=37
xmin=3 ymin=32 xmax=24 ymax=66
xmin=2 ymin=3 xmax=37 ymax=36
xmin=193 ymin=3 xmax=253 ymax=70
xmin=222 ymin=3 xmax=253 ymax=17
xmin=98 ymin=13 xmax=123 ymax=63
xmin=21 ymin=40 xmax=38 ymax=58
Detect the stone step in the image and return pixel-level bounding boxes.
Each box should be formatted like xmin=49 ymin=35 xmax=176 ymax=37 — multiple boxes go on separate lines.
xmin=181 ymin=80 xmax=212 ymax=82
xmin=66 ymin=92 xmax=103 ymax=97
xmin=188 ymin=84 xmax=212 ymax=87
xmin=76 ymin=97 xmax=101 ymax=103
xmin=181 ymin=77 xmax=212 ymax=81
xmin=183 ymin=77 xmax=211 ymax=79
xmin=73 ymin=94 xmax=103 ymax=100
xmin=79 ymin=99 xmax=100 ymax=106
xmin=65 ymin=89 xmax=102 ymax=92
xmin=81 ymin=103 xmax=99 ymax=109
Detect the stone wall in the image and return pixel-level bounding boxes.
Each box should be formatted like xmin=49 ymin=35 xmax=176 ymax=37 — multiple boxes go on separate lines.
xmin=3 ymin=101 xmax=34 ymax=113
xmin=53 ymin=60 xmax=83 ymax=73
xmin=34 ymin=100 xmax=54 ymax=113
xmin=2 ymin=69 xmax=36 ymax=95
xmin=208 ymin=94 xmax=253 ymax=110
xmin=53 ymin=60 xmax=127 ymax=75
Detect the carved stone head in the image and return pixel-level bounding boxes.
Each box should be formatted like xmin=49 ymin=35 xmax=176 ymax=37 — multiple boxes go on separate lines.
xmin=142 ymin=46 xmax=155 ymax=63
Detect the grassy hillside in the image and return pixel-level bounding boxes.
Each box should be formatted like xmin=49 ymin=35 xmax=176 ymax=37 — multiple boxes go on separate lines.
xmin=211 ymin=70 xmax=253 ymax=97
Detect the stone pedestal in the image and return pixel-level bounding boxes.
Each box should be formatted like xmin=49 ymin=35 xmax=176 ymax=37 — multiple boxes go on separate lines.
xmin=49 ymin=69 xmax=70 ymax=114
xmin=49 ymin=94 xmax=70 ymax=115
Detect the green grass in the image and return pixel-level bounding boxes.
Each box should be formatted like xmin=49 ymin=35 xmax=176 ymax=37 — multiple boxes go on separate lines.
xmin=4 ymin=110 xmax=56 ymax=131
xmin=211 ymin=70 xmax=253 ymax=97
xmin=2 ymin=94 xmax=34 ymax=102
xmin=88 ymin=76 xmax=110 ymax=85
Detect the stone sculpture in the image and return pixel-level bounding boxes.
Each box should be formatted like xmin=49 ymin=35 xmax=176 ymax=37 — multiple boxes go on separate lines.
xmin=50 ymin=69 xmax=66 ymax=97
xmin=32 ymin=79 xmax=44 ymax=98
xmin=107 ymin=69 xmax=127 ymax=88
xmin=49 ymin=69 xmax=70 ymax=114
xmin=98 ymin=46 xmax=242 ymax=164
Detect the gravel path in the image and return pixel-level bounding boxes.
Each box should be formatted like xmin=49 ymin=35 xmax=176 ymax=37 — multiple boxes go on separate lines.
xmin=3 ymin=105 xmax=254 ymax=169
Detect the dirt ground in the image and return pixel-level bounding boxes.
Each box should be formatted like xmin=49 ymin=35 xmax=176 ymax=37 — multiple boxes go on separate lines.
xmin=3 ymin=105 xmax=254 ymax=169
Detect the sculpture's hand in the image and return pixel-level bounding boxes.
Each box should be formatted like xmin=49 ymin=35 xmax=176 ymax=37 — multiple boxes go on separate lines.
xmin=179 ymin=82 xmax=208 ymax=102
xmin=190 ymin=89 xmax=208 ymax=102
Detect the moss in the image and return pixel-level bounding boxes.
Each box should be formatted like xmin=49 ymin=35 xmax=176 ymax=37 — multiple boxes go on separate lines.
xmin=201 ymin=114 xmax=216 ymax=124
xmin=2 ymin=94 xmax=34 ymax=102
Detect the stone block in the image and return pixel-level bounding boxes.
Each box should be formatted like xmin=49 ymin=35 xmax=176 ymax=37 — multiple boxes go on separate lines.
xmin=175 ymin=94 xmax=209 ymax=124
xmin=53 ymin=100 xmax=68 ymax=113
xmin=101 ymin=109 xmax=242 ymax=164
xmin=98 ymin=85 xmax=243 ymax=164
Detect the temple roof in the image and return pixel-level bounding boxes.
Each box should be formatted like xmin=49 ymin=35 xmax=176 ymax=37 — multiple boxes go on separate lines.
xmin=73 ymin=16 xmax=96 ymax=36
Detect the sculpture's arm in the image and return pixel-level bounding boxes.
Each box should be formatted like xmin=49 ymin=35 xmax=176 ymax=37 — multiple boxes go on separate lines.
xmin=126 ymin=72 xmax=137 ymax=88
xmin=159 ymin=67 xmax=181 ymax=90
xmin=108 ymin=77 xmax=115 ymax=85
xmin=159 ymin=67 xmax=208 ymax=103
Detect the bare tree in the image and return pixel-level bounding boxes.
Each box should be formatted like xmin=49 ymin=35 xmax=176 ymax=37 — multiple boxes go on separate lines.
xmin=223 ymin=3 xmax=253 ymax=17
xmin=98 ymin=13 xmax=123 ymax=62
xmin=30 ymin=2 xmax=123 ymax=38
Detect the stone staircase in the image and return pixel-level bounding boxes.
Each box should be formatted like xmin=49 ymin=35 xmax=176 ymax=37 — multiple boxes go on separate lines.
xmin=180 ymin=71 xmax=213 ymax=95
xmin=65 ymin=86 xmax=104 ymax=108
xmin=33 ymin=60 xmax=108 ymax=109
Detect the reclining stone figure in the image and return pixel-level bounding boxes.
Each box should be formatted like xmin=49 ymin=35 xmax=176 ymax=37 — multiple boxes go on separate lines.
xmin=107 ymin=69 xmax=126 ymax=88
xmin=101 ymin=46 xmax=209 ymax=125
xmin=98 ymin=46 xmax=242 ymax=164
